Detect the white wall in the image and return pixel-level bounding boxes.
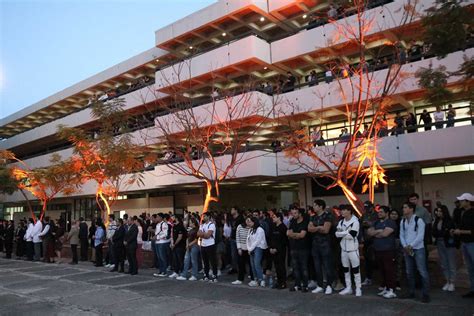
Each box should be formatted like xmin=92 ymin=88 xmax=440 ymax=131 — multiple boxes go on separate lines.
xmin=420 ymin=171 xmax=474 ymax=213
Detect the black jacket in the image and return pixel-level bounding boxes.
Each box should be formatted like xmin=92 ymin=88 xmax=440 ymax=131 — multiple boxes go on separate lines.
xmin=79 ymin=222 xmax=88 ymax=240
xmin=125 ymin=224 xmax=138 ymax=248
xmin=113 ymin=225 xmax=125 ymax=248
xmin=269 ymin=222 xmax=287 ymax=250
xmin=4 ymin=225 xmax=14 ymax=243
xmin=432 ymin=218 xmax=458 ymax=248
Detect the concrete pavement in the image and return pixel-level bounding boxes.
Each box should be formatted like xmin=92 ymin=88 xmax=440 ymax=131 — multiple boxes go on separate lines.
xmin=0 ymin=258 xmax=472 ymax=315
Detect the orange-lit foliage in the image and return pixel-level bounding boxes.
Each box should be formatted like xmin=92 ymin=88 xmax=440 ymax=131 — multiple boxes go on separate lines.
xmin=280 ymin=0 xmax=418 ymax=214
xmin=1 ymin=150 xmax=80 ymax=221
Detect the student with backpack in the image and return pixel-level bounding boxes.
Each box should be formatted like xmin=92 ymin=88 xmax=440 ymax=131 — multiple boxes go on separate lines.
xmin=335 ymin=205 xmax=362 ymax=297
xmin=400 ymin=202 xmax=430 ymax=303
xmin=198 ymin=212 xmax=218 ymax=282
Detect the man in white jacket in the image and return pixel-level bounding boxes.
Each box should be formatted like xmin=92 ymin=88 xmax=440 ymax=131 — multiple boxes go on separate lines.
xmin=32 ymin=219 xmax=43 ymax=261
xmin=335 ymin=205 xmax=362 ymax=297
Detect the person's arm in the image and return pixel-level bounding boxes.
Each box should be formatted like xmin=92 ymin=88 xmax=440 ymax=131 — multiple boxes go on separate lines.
xmin=287 ymin=229 xmax=295 ymax=239
xmin=307 ymin=221 xmax=318 ymax=233
xmin=375 ymin=227 xmax=394 ymax=238
xmin=247 ymin=231 xmax=257 ymax=253
xmin=349 ymin=221 xmax=359 ymax=238
xmin=39 ymin=225 xmax=50 ymax=237
xmin=318 ymin=221 xmax=331 ymax=234
xmin=399 ymin=220 xmax=407 ymax=247
xmin=201 ymin=224 xmax=215 ymax=239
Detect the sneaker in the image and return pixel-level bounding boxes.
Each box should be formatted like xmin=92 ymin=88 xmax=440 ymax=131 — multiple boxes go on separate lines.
xmin=339 ymin=287 xmax=353 ymax=295
xmin=153 ymin=273 xmax=166 ymax=277
xmin=289 ymin=286 xmax=299 ymax=292
xmin=232 ymin=280 xmax=243 ymax=285
xmin=447 ymin=283 xmax=455 ymax=292
xmin=355 ymin=288 xmax=362 ymax=297
xmin=260 ymin=280 xmax=266 ymax=287
xmin=378 ymin=286 xmax=385 ymax=291
xmin=442 ymin=282 xmax=450 ymax=291
xmin=361 ymin=278 xmax=372 ymax=286
xmin=421 ymin=295 xmax=430 ymax=303
xmin=308 ymin=280 xmax=317 ymax=288
xmin=188 ymin=276 xmax=197 ymax=281
xmin=325 ymin=286 xmax=333 ymax=295
xmin=311 ymin=286 xmax=324 ymax=294
xmin=248 ymin=280 xmax=258 ymax=287
xmin=383 ymin=289 xmax=397 ymax=299
xmin=210 ymin=278 xmax=218 ymax=283
xmin=396 ymin=286 xmax=402 ymax=291
xmin=217 ymin=270 xmax=222 ymax=277
xmin=169 ymin=272 xmax=178 ymax=278
xmin=377 ymin=288 xmax=387 ymax=296
xmin=201 ymin=277 xmax=209 ymax=282
xmin=334 ymin=281 xmax=345 ymax=291
xmin=176 ymin=276 xmax=186 ymax=281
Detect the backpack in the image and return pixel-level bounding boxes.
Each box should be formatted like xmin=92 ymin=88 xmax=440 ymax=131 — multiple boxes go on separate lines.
xmin=402 ymin=216 xmax=420 ymax=232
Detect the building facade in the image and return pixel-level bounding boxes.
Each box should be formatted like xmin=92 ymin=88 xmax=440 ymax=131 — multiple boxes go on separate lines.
xmin=1 ymin=0 xmax=473 ymax=222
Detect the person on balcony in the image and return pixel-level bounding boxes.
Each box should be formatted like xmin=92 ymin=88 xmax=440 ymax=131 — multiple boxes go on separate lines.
xmin=419 ymin=109 xmax=432 ymax=131
xmin=433 ymin=106 xmax=445 ymax=129
xmin=405 ymin=112 xmax=417 ymax=133
xmin=446 ymin=104 xmax=456 ymax=128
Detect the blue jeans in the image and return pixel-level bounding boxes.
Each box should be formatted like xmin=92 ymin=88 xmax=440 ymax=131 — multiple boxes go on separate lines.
xmin=437 ymin=240 xmax=457 ymax=282
xmin=462 ymin=242 xmax=474 ymax=291
xmin=404 ymin=248 xmax=430 ymax=297
xmin=249 ymin=247 xmax=264 ymax=281
xmin=181 ymin=244 xmax=200 ymax=278
xmin=156 ymin=242 xmax=170 ymax=274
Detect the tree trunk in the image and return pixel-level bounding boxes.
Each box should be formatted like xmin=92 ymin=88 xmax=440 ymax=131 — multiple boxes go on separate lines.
xmin=96 ymin=185 xmax=111 ymax=224
xmin=19 ymin=189 xmax=36 ymax=223
xmin=39 ymin=202 xmax=47 ymax=222
xmin=201 ymin=180 xmax=220 ymax=222
xmin=337 ymin=180 xmax=364 ymax=216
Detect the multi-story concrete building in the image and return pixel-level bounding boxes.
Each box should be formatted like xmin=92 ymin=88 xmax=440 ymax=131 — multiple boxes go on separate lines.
xmin=1 ymin=0 xmax=473 ymax=222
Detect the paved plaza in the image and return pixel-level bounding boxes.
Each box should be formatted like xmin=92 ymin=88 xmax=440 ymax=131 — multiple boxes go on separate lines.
xmin=0 ymin=258 xmax=472 ymax=315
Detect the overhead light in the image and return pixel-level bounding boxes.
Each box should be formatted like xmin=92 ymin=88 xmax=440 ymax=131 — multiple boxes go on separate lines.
xmin=263 ymin=66 xmax=268 ymax=70
xmin=222 ymin=32 xmax=227 ymax=37
xmin=189 ymin=46 xmax=193 ymax=50
xmin=155 ymin=59 xmax=160 ymax=62
xmin=260 ymin=17 xmax=265 ymax=22
xmin=303 ymin=14 xmax=308 ymax=19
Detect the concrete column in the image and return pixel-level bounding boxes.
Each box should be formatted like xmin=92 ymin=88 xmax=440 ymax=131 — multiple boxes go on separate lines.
xmin=298 ymin=178 xmax=307 ymax=209
xmin=413 ymin=166 xmax=423 ymax=197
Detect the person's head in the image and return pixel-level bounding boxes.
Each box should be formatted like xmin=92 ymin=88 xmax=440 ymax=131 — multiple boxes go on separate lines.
xmin=448 ymin=104 xmax=453 ymax=109
xmin=230 ymin=207 xmax=239 ymax=217
xmin=152 ymin=214 xmax=158 ymax=223
xmin=74 ymin=220 xmax=80 ymax=226
xmin=457 ymin=193 xmax=474 ymax=209
xmin=252 ymin=210 xmax=259 ymax=218
xmin=44 ymin=216 xmax=50 ymax=223
xmin=157 ymin=213 xmax=164 ymax=223
xmin=131 ymin=215 xmax=138 ymax=224
xmin=340 ymin=204 xmax=354 ymax=219
xmin=79 ymin=217 xmax=84 ymax=222
xmin=378 ymin=206 xmax=390 ymax=220
xmin=96 ymin=218 xmax=103 ymax=227
xmin=202 ymin=212 xmax=210 ymax=223
xmin=246 ymin=216 xmax=259 ymax=230
xmin=271 ymin=212 xmax=283 ymax=225
xmin=28 ymin=218 xmax=34 ymax=225
xmin=408 ymin=193 xmax=420 ymax=205
xmin=189 ymin=217 xmax=199 ymax=229
xmin=313 ymin=199 xmax=326 ymax=213
xmin=364 ymin=201 xmax=374 ymax=213
xmin=287 ymin=71 xmax=291 ymax=76
xmin=402 ymin=201 xmax=416 ymax=217
xmin=423 ymin=109 xmax=428 ymax=114
xmin=290 ymin=207 xmax=301 ymax=220
xmin=109 ymin=214 xmax=115 ymax=222
xmin=436 ymin=105 xmax=441 ymax=111
xmin=174 ymin=215 xmax=183 ymax=225
xmin=434 ymin=207 xmax=450 ymax=221
xmin=117 ymin=218 xmax=123 ymax=226
xmin=389 ymin=210 xmax=400 ymax=221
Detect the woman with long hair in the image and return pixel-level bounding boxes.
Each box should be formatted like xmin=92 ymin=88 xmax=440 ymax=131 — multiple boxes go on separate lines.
xmin=433 ymin=206 xmax=457 ymax=291
xmin=94 ymin=218 xmax=106 ymax=267
xmin=246 ymin=216 xmax=268 ymax=287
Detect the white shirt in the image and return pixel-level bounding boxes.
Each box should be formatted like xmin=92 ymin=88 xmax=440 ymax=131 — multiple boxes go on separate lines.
xmin=39 ymin=224 xmax=50 ymax=237
xmin=24 ymin=223 xmax=34 ymax=242
xmin=32 ymin=221 xmax=43 ymax=243
xmin=199 ymin=222 xmax=216 ymax=247
xmin=246 ymin=227 xmax=268 ymax=252
xmin=137 ymin=225 xmax=143 ymax=244
xmin=335 ymin=215 xmax=360 ymax=252
xmin=223 ymin=223 xmax=232 ymax=239
xmin=155 ymin=221 xmax=171 ymax=244
xmin=433 ymin=111 xmax=444 ymax=122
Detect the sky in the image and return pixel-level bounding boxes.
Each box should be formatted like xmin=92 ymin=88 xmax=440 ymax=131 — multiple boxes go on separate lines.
xmin=0 ymin=0 xmax=216 ymax=119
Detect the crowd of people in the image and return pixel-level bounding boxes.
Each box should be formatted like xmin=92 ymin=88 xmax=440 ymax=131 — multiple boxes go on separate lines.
xmin=1 ymin=192 xmax=473 ymax=304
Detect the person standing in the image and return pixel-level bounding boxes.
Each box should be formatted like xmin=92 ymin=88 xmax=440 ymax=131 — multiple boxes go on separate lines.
xmin=419 ymin=109 xmax=432 ymax=131
xmin=15 ymin=220 xmax=26 ymax=259
xmin=39 ymin=217 xmax=53 ymax=263
xmin=246 ymin=216 xmax=268 ymax=287
xmin=67 ymin=220 xmax=80 ymax=264
xmin=89 ymin=220 xmax=97 ymax=263
xmin=0 ymin=220 xmax=4 ymax=253
xmin=94 ymin=218 xmax=105 ymax=267
xmin=232 ymin=218 xmax=253 ymax=285
xmin=432 ymin=207 xmax=457 ymax=292
xmin=105 ymin=214 xmax=117 ymax=268
xmin=361 ymin=201 xmax=378 ymax=286
xmin=136 ymin=218 xmax=144 ymax=269
xmin=229 ymin=207 xmax=244 ymax=274
xmin=79 ymin=217 xmax=89 ymax=261
xmin=400 ymin=202 xmax=430 ymax=303
xmin=4 ymin=220 xmax=14 ymax=259
xmin=308 ymin=199 xmax=335 ymax=295
xmin=446 ymin=104 xmax=456 ymax=127
xmin=153 ymin=213 xmax=171 ymax=277
xmin=24 ymin=218 xmax=34 ymax=261
xmin=177 ymin=217 xmax=200 ymax=281
xmin=336 ymin=205 xmax=362 ymax=297
xmin=269 ymin=212 xmax=288 ymax=289
xmin=197 ymin=213 xmax=218 ymax=282
xmin=32 ymin=219 xmax=43 ymax=261
xmin=125 ymin=216 xmax=138 ymax=275
xmin=111 ymin=218 xmax=126 ymax=273
xmin=452 ymin=193 xmax=474 ymax=298
xmin=368 ymin=206 xmax=397 ymax=299
xmin=169 ymin=215 xmax=186 ymax=278
xmin=287 ymin=207 xmax=309 ymax=293
xmin=433 ymin=106 xmax=445 ymax=129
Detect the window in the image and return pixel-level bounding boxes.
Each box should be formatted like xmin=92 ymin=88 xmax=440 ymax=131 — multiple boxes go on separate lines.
xmin=421 ymin=163 xmax=474 ymax=175
xmin=4 ymin=206 xmax=24 ymax=220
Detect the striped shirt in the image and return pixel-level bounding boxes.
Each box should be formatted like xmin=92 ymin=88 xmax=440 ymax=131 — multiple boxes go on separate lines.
xmin=236 ymin=224 xmax=250 ymax=251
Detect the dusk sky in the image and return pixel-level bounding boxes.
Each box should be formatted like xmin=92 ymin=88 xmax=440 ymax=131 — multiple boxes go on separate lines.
xmin=0 ymin=0 xmax=216 ymax=119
